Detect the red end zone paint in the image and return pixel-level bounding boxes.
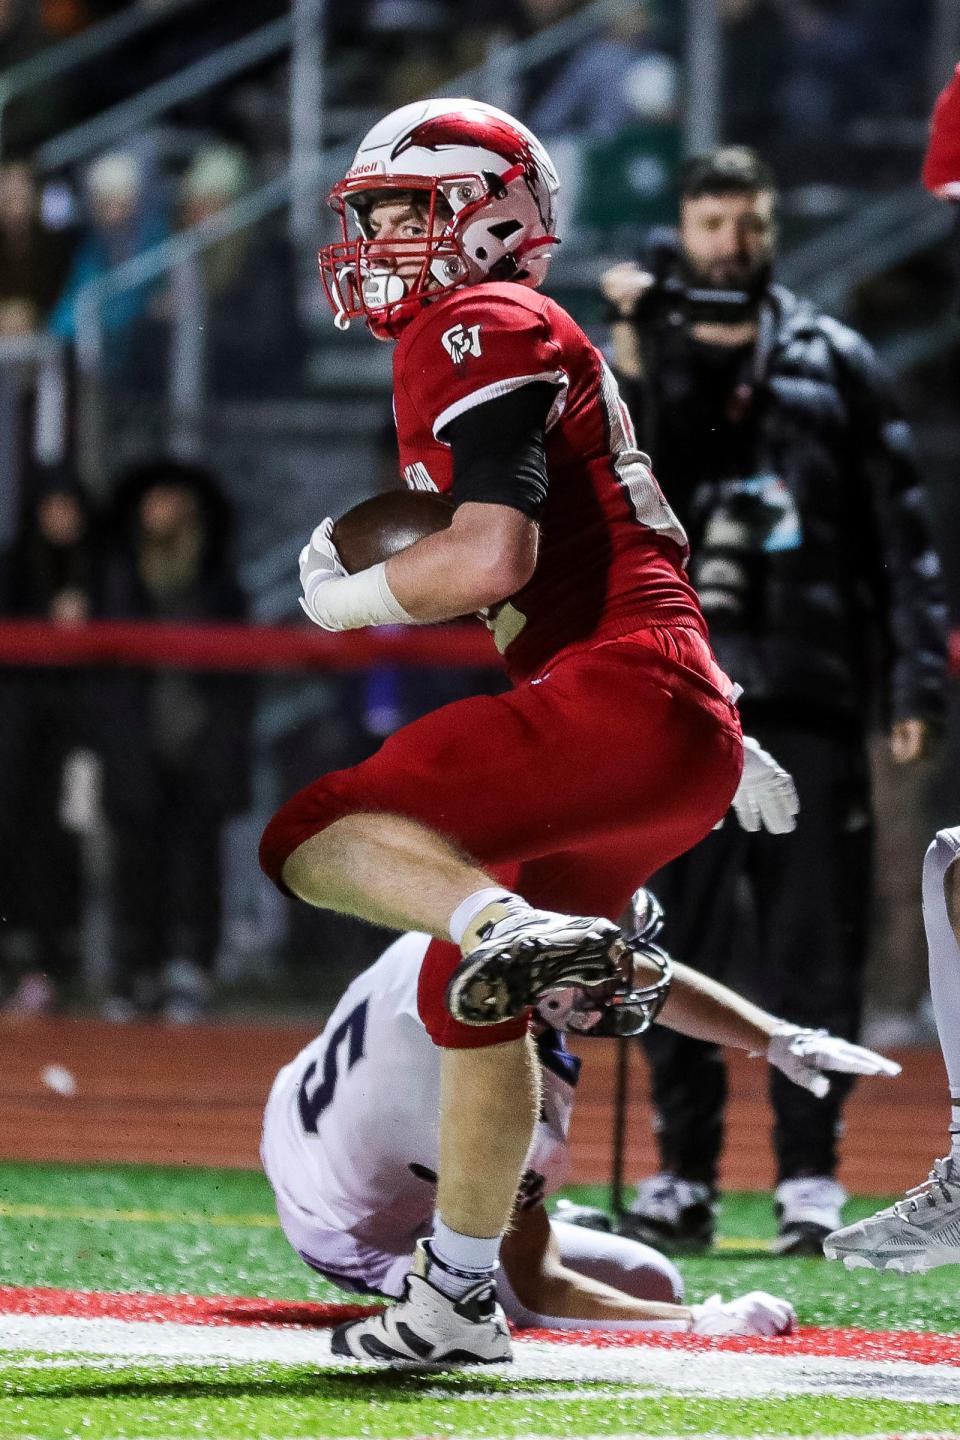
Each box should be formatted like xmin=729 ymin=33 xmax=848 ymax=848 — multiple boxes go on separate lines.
xmin=0 ymin=1286 xmax=378 ymax=1329
xmin=1 ymin=1285 xmax=958 ymax=1367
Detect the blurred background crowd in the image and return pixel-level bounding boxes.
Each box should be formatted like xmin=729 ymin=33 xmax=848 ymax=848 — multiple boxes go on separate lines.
xmin=0 ymin=0 xmax=958 ymax=1039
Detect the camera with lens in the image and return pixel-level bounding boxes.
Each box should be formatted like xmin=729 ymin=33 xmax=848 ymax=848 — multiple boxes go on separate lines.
xmin=619 ymin=227 xmax=762 ymax=330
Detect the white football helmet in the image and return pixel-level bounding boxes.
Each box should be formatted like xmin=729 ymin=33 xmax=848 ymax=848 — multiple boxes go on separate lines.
xmin=318 ymin=98 xmax=560 ymax=334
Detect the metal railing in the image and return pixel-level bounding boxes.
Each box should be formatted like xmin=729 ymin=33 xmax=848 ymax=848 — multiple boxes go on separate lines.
xmin=36 ymin=15 xmax=293 ymax=175
xmin=0 ymin=0 xmax=202 ymax=158
xmin=69 ymin=0 xmax=641 ymax=482
xmin=780 ymin=187 xmax=954 ymax=317
xmin=71 ymin=162 xmax=337 ymax=484
xmin=69 ymin=0 xmax=960 ymax=487
xmin=0 ymin=333 xmax=69 ymax=469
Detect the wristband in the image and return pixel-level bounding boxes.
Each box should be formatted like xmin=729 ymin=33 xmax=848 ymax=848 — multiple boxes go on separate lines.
xmin=301 ymin=561 xmax=423 ymax=631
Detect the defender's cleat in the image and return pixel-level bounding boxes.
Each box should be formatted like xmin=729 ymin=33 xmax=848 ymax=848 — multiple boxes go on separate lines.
xmin=446 ymin=908 xmax=625 ymax=1027
xmin=330 ymin=1241 xmax=511 ymax=1367
xmin=823 ymin=1157 xmax=960 ymax=1272
xmin=618 ymin=1173 xmax=716 ymax=1254
xmin=773 ymin=1176 xmax=847 ymax=1257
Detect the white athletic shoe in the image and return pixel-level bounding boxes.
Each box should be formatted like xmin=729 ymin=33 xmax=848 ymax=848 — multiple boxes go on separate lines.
xmin=330 ymin=1241 xmax=512 ymax=1367
xmin=773 ymin=1176 xmax=847 ymax=1256
xmin=823 ymin=1157 xmax=960 ymax=1273
xmin=446 ymin=907 xmax=625 ymax=1026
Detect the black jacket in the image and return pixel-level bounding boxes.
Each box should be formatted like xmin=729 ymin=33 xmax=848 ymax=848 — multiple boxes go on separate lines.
xmin=616 ymin=284 xmax=948 ymax=731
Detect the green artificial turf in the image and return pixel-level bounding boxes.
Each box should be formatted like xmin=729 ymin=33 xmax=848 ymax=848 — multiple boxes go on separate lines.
xmin=2 ymin=1162 xmax=956 ymax=1332
xmin=2 ymin=1358 xmax=959 ymax=1440
xmin=2 ymin=1162 xmax=960 ymax=1440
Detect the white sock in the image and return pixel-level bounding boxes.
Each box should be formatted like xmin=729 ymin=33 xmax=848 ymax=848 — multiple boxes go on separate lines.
xmin=950 ymin=1101 xmax=960 ymax=1175
xmin=427 ymin=1218 xmax=500 ymax=1299
xmin=448 ymin=888 xmax=523 ymax=947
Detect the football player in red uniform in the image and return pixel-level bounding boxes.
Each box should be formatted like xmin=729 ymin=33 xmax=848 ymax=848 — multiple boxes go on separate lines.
xmin=259 ymin=99 xmax=798 ymax=1366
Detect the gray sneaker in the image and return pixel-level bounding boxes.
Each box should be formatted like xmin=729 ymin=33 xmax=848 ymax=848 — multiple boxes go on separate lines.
xmin=823 ymin=1158 xmax=960 ymax=1272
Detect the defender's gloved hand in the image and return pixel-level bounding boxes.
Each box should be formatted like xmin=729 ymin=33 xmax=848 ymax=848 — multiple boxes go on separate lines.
xmin=767 ymin=1023 xmax=901 ymax=1099
xmin=729 ymin=735 xmax=799 ymax=834
xmin=689 ymin=1291 xmax=796 ymax=1337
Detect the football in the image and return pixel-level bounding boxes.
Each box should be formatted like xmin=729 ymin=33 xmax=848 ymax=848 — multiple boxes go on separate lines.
xmin=332 ymin=490 xmax=454 ymax=574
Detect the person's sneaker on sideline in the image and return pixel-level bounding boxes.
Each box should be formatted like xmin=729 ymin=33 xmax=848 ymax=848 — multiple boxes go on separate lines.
xmin=2 ymin=971 xmax=57 ymax=1016
xmin=823 ymin=1157 xmax=960 ymax=1272
xmin=773 ymin=1176 xmax=847 ymax=1256
xmin=331 ymin=1240 xmax=511 ymax=1367
xmin=617 ymin=1173 xmax=716 ymax=1254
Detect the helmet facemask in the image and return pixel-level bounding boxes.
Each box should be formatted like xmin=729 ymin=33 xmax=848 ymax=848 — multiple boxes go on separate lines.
xmin=318 ymin=165 xmax=558 ymax=335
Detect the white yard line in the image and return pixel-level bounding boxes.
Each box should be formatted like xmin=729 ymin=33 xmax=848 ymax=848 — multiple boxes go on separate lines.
xmin=2 ymin=1317 xmax=960 ymax=1404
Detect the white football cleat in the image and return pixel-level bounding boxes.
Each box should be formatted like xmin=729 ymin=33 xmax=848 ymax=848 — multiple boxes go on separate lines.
xmin=823 ymin=1157 xmax=960 ymax=1273
xmin=446 ymin=907 xmax=625 ymax=1026
xmin=330 ymin=1241 xmax=511 ymax=1367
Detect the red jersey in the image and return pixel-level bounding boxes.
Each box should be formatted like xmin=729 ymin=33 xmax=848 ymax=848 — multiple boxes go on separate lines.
xmin=923 ymin=62 xmax=960 ymax=197
xmin=392 ymin=281 xmax=707 ymax=682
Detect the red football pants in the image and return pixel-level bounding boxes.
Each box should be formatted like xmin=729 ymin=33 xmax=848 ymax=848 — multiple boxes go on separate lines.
xmin=260 ymin=624 xmax=743 ymax=1048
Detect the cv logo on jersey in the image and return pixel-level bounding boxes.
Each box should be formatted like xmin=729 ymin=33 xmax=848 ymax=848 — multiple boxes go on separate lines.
xmin=441 ymin=322 xmax=483 ymax=365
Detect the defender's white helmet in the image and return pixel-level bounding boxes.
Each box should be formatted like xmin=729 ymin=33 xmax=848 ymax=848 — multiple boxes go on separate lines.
xmin=318 ymin=98 xmax=560 ymax=333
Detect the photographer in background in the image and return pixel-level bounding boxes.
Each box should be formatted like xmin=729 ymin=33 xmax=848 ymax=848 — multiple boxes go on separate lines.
xmin=601 ymin=146 xmax=947 ymax=1256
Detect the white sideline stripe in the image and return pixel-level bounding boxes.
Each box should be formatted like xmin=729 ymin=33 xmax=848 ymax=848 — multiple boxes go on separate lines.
xmin=3 ymin=1317 xmax=960 ymax=1403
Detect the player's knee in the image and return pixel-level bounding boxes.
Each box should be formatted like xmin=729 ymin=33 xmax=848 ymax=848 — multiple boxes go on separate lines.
xmin=258 ymin=779 xmax=350 ymax=894
xmin=613 ymin=1238 xmax=684 ymax=1303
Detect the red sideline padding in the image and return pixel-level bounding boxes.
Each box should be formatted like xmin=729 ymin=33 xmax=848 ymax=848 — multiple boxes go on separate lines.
xmin=0 ymin=619 xmax=957 ymax=675
xmin=0 ymin=619 xmax=499 ymax=671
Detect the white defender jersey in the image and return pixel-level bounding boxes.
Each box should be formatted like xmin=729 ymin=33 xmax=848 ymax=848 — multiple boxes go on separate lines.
xmin=261 ymin=932 xmax=579 ymax=1287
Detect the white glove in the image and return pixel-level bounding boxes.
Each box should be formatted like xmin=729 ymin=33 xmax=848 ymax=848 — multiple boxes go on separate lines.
xmin=767 ymin=1022 xmax=901 ymax=1099
xmin=298 ymin=518 xmax=415 ymax=632
xmin=689 ymin=1290 xmax=796 ymax=1337
xmin=298 ymin=518 xmax=347 ymax=629
xmin=728 ymin=735 xmax=799 ymax=834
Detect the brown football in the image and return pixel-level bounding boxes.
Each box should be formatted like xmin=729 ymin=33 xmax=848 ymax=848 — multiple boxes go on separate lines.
xmin=332 ymin=490 xmax=454 ymax=574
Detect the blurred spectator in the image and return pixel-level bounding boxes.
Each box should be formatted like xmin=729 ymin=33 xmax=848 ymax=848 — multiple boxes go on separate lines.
xmin=0 ymin=161 xmax=74 ymax=337
xmin=0 ymin=471 xmax=98 ymax=1014
xmin=175 ymin=144 xmax=303 ymax=398
xmin=529 ymin=9 xmax=680 ymax=236
xmin=48 ymin=149 xmax=168 ymax=365
xmin=529 ymin=9 xmax=677 ymax=141
xmin=777 ymin=0 xmax=870 ymax=140
xmin=93 ymin=458 xmax=254 ymax=1023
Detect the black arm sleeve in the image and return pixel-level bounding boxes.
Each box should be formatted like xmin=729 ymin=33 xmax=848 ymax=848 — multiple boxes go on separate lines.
xmin=438 ymin=380 xmax=557 ymax=519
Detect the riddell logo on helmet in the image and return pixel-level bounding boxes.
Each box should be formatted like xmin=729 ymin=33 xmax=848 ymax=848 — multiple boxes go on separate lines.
xmin=347 ymin=161 xmax=385 ymax=177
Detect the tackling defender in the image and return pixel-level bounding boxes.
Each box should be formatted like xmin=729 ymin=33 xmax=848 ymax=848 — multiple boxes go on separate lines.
xmin=259 ymin=98 xmax=799 ymax=1366
xmin=262 ymin=893 xmax=896 ymax=1346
